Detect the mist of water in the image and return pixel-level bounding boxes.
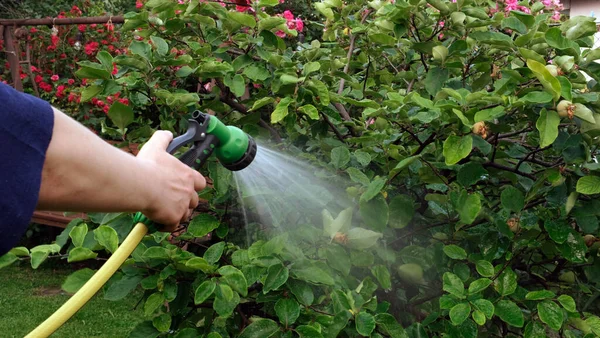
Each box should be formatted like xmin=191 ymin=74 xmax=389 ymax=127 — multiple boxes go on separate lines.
xmin=232 ymin=141 xmax=354 ymax=247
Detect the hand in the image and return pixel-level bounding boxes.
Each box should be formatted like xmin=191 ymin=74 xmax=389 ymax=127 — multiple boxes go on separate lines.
xmin=136 ymin=130 xmax=206 ymax=231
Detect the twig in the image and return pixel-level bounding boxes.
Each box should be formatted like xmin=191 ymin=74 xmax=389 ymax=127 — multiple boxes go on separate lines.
xmin=413 ymin=133 xmax=436 ymax=155
xmin=320 ymin=112 xmax=345 ymax=143
xmin=483 ymin=161 xmax=537 ymax=180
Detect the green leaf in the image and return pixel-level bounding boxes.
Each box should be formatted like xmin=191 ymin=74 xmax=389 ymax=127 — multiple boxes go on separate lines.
xmin=30 ymin=251 xmax=49 ymax=269
xmin=204 ymin=242 xmax=226 ymax=264
xmin=468 ymin=278 xmax=493 ymax=294
xmin=520 ymin=91 xmax=554 ymax=104
xmin=275 ymin=298 xmax=300 ymax=326
xmin=375 ymin=313 xmax=408 ymax=338
xmin=576 ymin=176 xmax=600 ymax=195
xmin=544 ymin=220 xmax=570 ymax=244
xmin=433 ymin=45 xmax=449 ymax=64
xmin=144 ymin=292 xmax=165 ymax=316
xmin=244 ymin=65 xmax=270 ymax=82
xmin=356 ymin=312 xmax=376 ymax=336
xmin=347 ymin=168 xmax=370 ymax=186
xmin=557 ymin=294 xmax=576 ymax=312
xmin=527 ymin=59 xmax=562 ymax=100
xmin=472 ymin=310 xmax=486 ymax=326
xmin=271 ymin=97 xmax=293 ymax=124
xmin=557 ymin=231 xmax=587 ymax=263
xmin=185 ymin=257 xmax=213 ymax=273
xmin=346 ymin=227 xmax=384 ymax=250
xmin=228 ymin=11 xmax=256 ymax=27
xmin=298 ymin=104 xmax=319 ymax=120
xmin=525 ymin=290 xmax=556 ymax=300
xmin=280 ymin=74 xmax=305 ymax=85
xmin=128 ymin=321 xmax=159 ymax=338
xmin=292 ymin=264 xmax=335 ymax=286
xmin=287 ymin=279 xmax=314 ymax=306
xmin=502 ymin=17 xmax=527 ymax=34
xmin=75 ymin=61 xmax=111 ymax=80
xmin=80 ymin=85 xmax=103 ymax=103
xmin=457 ymin=162 xmax=487 ymax=187
xmin=371 ymin=265 xmax=392 ymax=290
xmin=585 ymin=316 xmax=600 ymax=336
xmin=360 ymin=178 xmax=386 ymax=202
xmin=557 ymin=76 xmax=573 ymax=101
xmin=219 ymin=266 xmax=248 ymax=297
xmin=93 ymin=225 xmax=119 ymax=253
xmin=69 ymin=223 xmax=88 ymax=247
xmin=472 ymin=299 xmax=494 ymax=319
xmin=359 ymin=195 xmax=389 ymax=232
xmin=425 ymin=67 xmax=449 ymax=97
xmin=545 ymin=27 xmax=580 ymax=55
xmin=565 ymin=19 xmax=597 ymax=40
xmin=188 ymin=214 xmax=220 ymax=238
xmin=61 ymin=268 xmax=95 ymax=293
xmin=67 ymin=247 xmax=98 ymax=263
xmin=519 ymin=48 xmax=546 ymax=64
xmin=452 ymin=109 xmax=472 ymax=128
xmin=456 ymin=191 xmax=481 ymax=224
xmin=389 ymin=195 xmax=415 ymax=229
xmin=0 ymin=253 xmax=17 ymax=269
xmin=536 ymin=109 xmax=560 ymax=148
xmin=443 ymin=272 xmax=465 ymax=299
xmin=444 ymin=245 xmax=468 ymax=260
xmin=494 ymin=268 xmax=518 ymax=296
xmin=296 ymin=326 xmax=323 ymax=338
xmin=108 ymin=102 xmax=134 ymax=133
xmin=476 ymin=261 xmax=495 ymax=277
xmin=130 ymin=40 xmax=152 ymax=60
xmin=258 ymin=17 xmax=286 ymax=31
xmin=308 ymin=80 xmax=330 ymax=106
xmin=390 ymin=155 xmax=421 ymax=178
xmin=450 ymin=303 xmax=471 ymax=326
xmin=96 ymin=51 xmax=114 ymax=73
xmin=538 ymin=301 xmax=564 ymax=331
xmin=223 ymin=74 xmax=246 ymax=98
xmin=501 ymin=186 xmax=525 ymax=212
xmin=239 ymin=318 xmax=279 ymax=338
xmin=303 ymin=61 xmax=321 ymax=76
xmin=474 ymin=106 xmax=505 ymax=123
xmin=264 ymin=263 xmax=289 ymax=293
xmin=105 ymin=275 xmax=143 ymax=301
xmin=331 ymin=146 xmax=351 ymax=169
xmin=323 ymin=207 xmax=352 ymax=239
xmin=443 ymin=135 xmax=473 ymax=165
xmin=495 ymin=300 xmax=524 ymax=327
xmin=250 ymin=97 xmax=274 ymax=111
xmin=194 ymin=280 xmax=216 ymax=304
xmin=152 ymin=313 xmax=171 ymax=333
xmin=150 ymin=36 xmax=168 ymax=56
xmin=214 ymin=284 xmax=239 ymax=317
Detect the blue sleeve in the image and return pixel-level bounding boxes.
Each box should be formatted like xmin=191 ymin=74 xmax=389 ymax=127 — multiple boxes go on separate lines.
xmin=0 ymin=83 xmax=54 ymax=256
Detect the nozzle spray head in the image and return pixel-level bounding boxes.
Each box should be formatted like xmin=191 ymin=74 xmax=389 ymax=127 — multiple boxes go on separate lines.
xmin=166 ymin=111 xmax=257 ymax=171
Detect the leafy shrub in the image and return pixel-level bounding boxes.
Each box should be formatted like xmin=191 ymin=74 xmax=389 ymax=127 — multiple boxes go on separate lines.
xmin=3 ymin=0 xmax=600 ymax=337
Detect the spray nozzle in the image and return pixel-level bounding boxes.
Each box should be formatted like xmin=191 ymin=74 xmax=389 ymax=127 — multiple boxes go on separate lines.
xmin=166 ymin=110 xmax=257 ymax=171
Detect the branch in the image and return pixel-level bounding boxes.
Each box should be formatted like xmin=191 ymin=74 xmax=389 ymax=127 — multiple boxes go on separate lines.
xmin=413 ymin=132 xmax=436 ymax=155
xmin=320 ymin=112 xmax=346 ymax=143
xmin=215 ymin=80 xmax=282 ymax=142
xmin=483 ymin=161 xmax=537 ymax=180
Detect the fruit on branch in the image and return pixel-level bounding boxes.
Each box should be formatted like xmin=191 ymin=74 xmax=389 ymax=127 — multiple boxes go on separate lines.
xmin=472 ymin=121 xmax=488 ymax=139
xmin=397 ymin=263 xmax=424 ymax=284
xmin=557 ymin=100 xmax=575 ymax=119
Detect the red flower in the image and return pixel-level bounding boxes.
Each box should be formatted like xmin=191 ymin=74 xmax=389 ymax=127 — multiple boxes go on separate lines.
xmin=78 ymin=24 xmax=86 ymax=32
xmin=91 ymin=98 xmax=98 ymax=105
xmin=60 ymin=53 xmax=67 ymax=59
xmin=235 ymin=0 xmax=252 ymax=12
xmin=30 ymin=66 xmax=39 ymax=73
xmin=96 ymin=100 xmax=105 ymax=107
xmin=119 ymin=98 xmax=129 ymax=105
xmin=30 ymin=27 xmax=37 ymax=33
xmin=56 ymin=85 xmax=66 ymax=98
xmin=68 ymin=79 xmax=75 ymax=85
xmin=103 ymin=105 xmax=110 ymax=114
xmin=71 ymin=5 xmax=82 ymax=16
xmin=102 ymin=40 xmax=109 ymax=45
xmin=90 ymin=24 xmax=97 ymax=28
xmin=68 ymin=93 xmax=77 ymax=103
xmin=112 ymin=63 xmax=118 ymax=75
xmin=84 ymin=41 xmax=99 ymax=56
xmin=20 ymin=73 xmax=27 ymax=80
xmin=136 ymin=0 xmax=144 ymax=9
xmin=51 ymin=75 xmax=59 ymax=82
xmin=34 ymin=75 xmax=43 ymax=83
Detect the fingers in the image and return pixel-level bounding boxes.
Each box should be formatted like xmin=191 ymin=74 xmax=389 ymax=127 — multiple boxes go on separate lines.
xmin=193 ymin=171 xmax=207 ymax=191
xmin=189 ymin=192 xmax=199 ymax=210
xmin=142 ymin=130 xmax=174 ymax=153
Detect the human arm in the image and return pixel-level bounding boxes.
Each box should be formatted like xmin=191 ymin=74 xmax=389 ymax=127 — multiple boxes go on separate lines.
xmin=37 ymin=107 xmax=206 ymax=231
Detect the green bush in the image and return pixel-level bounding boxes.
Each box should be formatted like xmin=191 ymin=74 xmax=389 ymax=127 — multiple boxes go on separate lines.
xmin=3 ymin=0 xmax=600 ymax=336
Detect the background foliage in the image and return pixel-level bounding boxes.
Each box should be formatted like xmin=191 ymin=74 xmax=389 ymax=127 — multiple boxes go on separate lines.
xmin=2 ymin=0 xmax=600 ymax=337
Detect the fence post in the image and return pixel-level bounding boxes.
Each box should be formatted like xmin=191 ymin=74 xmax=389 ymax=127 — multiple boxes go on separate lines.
xmin=3 ymin=26 xmax=23 ymax=92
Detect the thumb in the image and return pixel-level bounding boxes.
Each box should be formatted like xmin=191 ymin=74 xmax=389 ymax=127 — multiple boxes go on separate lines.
xmin=141 ymin=130 xmax=173 ymax=153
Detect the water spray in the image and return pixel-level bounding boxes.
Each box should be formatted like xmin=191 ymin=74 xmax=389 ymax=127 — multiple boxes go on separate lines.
xmin=26 ymin=111 xmax=257 ymax=338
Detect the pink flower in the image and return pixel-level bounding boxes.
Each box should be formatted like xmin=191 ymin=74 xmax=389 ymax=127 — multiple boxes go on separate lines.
xmin=103 ymin=105 xmax=110 ymax=114
xmin=51 ymin=75 xmax=59 ymax=82
xmin=276 ymin=30 xmax=286 ymax=38
xmin=30 ymin=27 xmax=37 ymax=33
xmin=68 ymin=79 xmax=75 ymax=85
xmin=30 ymin=66 xmax=39 ymax=73
xmin=78 ymin=24 xmax=86 ymax=32
xmin=296 ymin=18 xmax=304 ymax=32
xmin=283 ymin=10 xmax=294 ymax=21
xmin=136 ymin=0 xmax=143 ymax=9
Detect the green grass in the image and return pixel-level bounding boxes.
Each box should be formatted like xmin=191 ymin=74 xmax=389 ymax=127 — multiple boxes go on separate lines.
xmin=0 ymin=262 xmax=144 ymax=337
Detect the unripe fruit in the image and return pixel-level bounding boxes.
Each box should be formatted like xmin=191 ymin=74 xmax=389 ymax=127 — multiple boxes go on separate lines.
xmin=559 ymin=271 xmax=576 ymax=284
xmin=375 ymin=117 xmax=388 ymax=131
xmin=346 ymin=186 xmax=359 ymax=197
xmin=472 ymin=121 xmax=488 ymax=139
xmin=584 ymin=234 xmax=597 ymax=247
xmin=397 ymin=263 xmax=424 ymax=284
xmin=433 ymin=232 xmax=448 ymax=240
xmin=557 ymin=100 xmax=575 ymax=119
xmin=545 ymin=65 xmax=562 ymax=77
xmin=507 ymin=217 xmax=520 ymax=233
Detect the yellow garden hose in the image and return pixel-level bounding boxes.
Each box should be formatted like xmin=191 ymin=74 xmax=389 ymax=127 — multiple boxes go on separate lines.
xmin=25 ymin=222 xmax=149 ymax=338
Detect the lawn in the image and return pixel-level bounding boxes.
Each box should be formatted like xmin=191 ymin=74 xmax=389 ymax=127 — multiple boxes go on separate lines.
xmin=0 ymin=262 xmax=144 ymax=337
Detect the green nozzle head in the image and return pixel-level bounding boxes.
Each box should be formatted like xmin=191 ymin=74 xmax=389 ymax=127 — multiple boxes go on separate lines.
xmin=202 ymin=112 xmax=256 ymax=171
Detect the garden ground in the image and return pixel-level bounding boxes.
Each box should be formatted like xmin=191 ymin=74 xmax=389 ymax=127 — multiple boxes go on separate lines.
xmin=0 ymin=262 xmax=142 ymax=337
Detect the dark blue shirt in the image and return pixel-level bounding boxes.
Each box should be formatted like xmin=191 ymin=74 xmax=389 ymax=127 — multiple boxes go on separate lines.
xmin=0 ymin=83 xmax=54 ymax=256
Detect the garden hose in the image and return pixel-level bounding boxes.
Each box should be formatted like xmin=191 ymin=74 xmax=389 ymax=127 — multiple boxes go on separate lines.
xmin=26 ymin=111 xmax=257 ymax=337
